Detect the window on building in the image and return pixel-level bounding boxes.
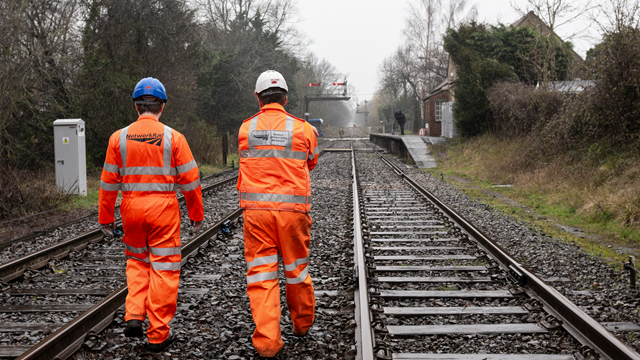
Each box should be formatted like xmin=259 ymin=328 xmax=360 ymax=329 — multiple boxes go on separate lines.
xmin=435 ymin=100 xmax=443 ymax=122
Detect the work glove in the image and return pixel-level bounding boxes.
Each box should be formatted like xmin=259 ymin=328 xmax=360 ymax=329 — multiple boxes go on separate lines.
xmin=190 ymin=220 xmax=203 ymax=234
xmin=100 ymin=222 xmax=115 ymax=237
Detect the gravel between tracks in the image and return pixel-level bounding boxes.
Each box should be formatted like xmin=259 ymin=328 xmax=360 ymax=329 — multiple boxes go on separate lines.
xmin=379 ymin=149 xmax=640 ymax=351
xmin=0 ymin=170 xmax=239 ymax=265
xmin=70 ymin=150 xmax=357 ymax=359
xmin=0 ymin=181 xmax=239 ymax=350
xmin=356 ymin=151 xmax=583 ymax=356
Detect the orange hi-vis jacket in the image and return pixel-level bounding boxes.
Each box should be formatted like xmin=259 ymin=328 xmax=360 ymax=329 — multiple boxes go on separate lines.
xmin=98 ymin=115 xmax=204 ymax=224
xmin=237 ymin=103 xmax=318 ymax=213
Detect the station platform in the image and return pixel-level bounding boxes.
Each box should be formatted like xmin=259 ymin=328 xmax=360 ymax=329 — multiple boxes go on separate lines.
xmin=369 ymin=134 xmax=439 ymax=168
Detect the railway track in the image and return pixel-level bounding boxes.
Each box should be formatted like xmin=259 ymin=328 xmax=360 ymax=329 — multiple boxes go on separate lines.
xmin=0 ymin=169 xmax=239 ymax=265
xmin=4 ymin=139 xmax=638 ymax=359
xmin=352 ymin=146 xmax=640 ymax=359
xmin=0 ymin=176 xmax=239 ymax=359
xmin=0 ymin=142 xmax=336 ymax=360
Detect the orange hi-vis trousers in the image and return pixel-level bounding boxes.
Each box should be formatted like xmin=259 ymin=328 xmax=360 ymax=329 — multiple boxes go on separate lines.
xmin=243 ymin=209 xmax=315 ymax=357
xmin=121 ymin=195 xmax=182 ymax=344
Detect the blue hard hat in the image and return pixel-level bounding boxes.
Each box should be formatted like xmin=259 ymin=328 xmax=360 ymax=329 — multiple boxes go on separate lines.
xmin=132 ymin=77 xmax=167 ymax=101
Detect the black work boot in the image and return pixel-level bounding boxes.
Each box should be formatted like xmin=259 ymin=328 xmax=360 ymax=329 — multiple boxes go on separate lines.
xmin=124 ymin=320 xmax=143 ymax=338
xmin=147 ymin=329 xmax=176 ymax=352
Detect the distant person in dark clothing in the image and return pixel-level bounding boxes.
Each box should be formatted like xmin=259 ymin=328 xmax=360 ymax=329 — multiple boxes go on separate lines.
xmin=394 ymin=110 xmax=406 ymax=135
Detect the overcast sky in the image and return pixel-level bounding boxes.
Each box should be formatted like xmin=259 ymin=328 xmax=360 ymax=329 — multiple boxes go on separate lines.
xmin=296 ymin=0 xmax=597 ymax=101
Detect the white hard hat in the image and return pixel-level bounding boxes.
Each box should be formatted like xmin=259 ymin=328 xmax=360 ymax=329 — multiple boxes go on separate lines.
xmin=255 ymin=70 xmax=288 ymax=94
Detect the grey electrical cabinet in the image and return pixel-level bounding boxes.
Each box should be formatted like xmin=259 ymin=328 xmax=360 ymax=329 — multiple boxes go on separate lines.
xmin=53 ymin=119 xmax=87 ymax=196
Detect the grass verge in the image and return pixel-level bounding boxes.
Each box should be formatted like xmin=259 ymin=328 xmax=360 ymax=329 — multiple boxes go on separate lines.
xmin=199 ymin=153 xmax=239 ymax=175
xmin=426 ymin=134 xmax=640 ymax=265
xmin=66 ymin=154 xmax=240 ymax=212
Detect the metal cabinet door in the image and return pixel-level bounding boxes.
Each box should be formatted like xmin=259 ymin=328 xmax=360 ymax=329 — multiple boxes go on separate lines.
xmin=54 ymin=125 xmax=80 ymax=193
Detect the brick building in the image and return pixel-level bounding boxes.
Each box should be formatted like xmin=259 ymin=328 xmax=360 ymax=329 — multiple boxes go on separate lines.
xmin=423 ymin=11 xmax=584 ymax=138
xmin=424 ymin=55 xmax=456 ymax=137
xmin=423 ymin=80 xmax=451 ymax=136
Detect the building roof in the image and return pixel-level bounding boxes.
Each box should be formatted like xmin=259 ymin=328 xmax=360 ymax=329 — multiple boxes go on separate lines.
xmin=510 ymin=11 xmax=583 ymax=62
xmin=541 ymin=79 xmax=595 ymax=94
xmin=423 ymin=79 xmax=451 ymax=102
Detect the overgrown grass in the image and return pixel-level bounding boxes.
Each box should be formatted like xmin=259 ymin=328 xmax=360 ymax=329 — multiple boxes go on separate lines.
xmin=66 ymin=153 xmax=240 ymax=212
xmin=0 ymin=167 xmax=73 ymax=220
xmin=199 ymin=153 xmax=239 ymax=175
xmin=427 ymin=134 xmax=640 ymax=264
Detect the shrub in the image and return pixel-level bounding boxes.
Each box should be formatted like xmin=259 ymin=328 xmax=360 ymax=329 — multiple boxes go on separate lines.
xmin=0 ymin=167 xmax=72 ymax=221
xmin=181 ymin=120 xmax=222 ymax=166
xmin=488 ymin=82 xmax=566 ymax=137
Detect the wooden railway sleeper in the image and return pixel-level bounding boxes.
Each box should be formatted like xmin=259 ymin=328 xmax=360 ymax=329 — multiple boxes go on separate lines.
xmin=0 ymin=270 xmax=24 ymax=283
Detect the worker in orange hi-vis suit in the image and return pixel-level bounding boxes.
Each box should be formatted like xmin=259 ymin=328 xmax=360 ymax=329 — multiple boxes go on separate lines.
xmin=237 ymin=70 xmax=319 ymax=358
xmin=98 ymin=77 xmax=204 ymax=353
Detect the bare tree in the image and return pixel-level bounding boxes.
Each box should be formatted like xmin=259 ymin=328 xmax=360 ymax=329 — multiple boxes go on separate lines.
xmin=196 ymin=0 xmax=307 ymax=53
xmin=0 ymin=0 xmax=82 ymax=165
xmin=511 ymin=0 xmax=593 ymax=85
xmin=398 ymin=0 xmax=476 ymax=131
xmin=590 ymin=0 xmax=640 ymax=34
xmin=442 ymin=0 xmax=478 ymax=30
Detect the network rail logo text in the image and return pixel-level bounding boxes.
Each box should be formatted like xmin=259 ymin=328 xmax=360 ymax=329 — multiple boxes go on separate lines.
xmin=127 ymin=133 xmax=163 ymax=146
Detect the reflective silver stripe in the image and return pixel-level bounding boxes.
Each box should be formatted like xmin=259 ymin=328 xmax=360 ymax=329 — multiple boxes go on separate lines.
xmin=176 ymin=159 xmax=197 ymax=174
xmin=240 ymin=149 xmax=307 ymax=161
xmin=100 ymin=180 xmax=120 ymax=192
xmin=284 ymin=116 xmax=294 ymax=151
xmin=119 ymin=126 xmax=129 ymax=168
xmin=150 ymin=246 xmax=181 ymax=256
xmin=246 ymin=254 xmax=279 ymax=270
xmin=122 ymin=167 xmax=176 ymax=176
xmin=308 ymin=147 xmax=319 ymax=160
xmin=179 ymin=178 xmax=201 ymax=192
xmin=121 ymin=183 xmax=177 ymax=192
xmin=151 ymin=261 xmax=181 ymax=271
xmin=241 ymin=192 xmax=306 ymax=204
xmin=125 ymin=244 xmax=147 ymax=254
xmin=163 ymin=125 xmax=172 ymax=169
xmin=247 ymin=115 xmax=259 ymax=149
xmin=246 ymin=270 xmax=279 ymax=284
xmin=127 ymin=255 xmax=150 ymax=263
xmin=285 ymin=266 xmax=309 ymax=285
xmin=103 ymin=162 xmax=119 ymax=174
xmin=284 ymin=256 xmax=309 ymax=271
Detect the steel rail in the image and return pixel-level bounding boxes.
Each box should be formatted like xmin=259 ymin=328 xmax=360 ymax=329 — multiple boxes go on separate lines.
xmin=351 ymin=145 xmax=376 ymax=359
xmin=0 ymin=144 xmax=336 ymax=281
xmin=0 ymin=170 xmax=237 ymax=250
xmin=15 ymin=207 xmax=243 ymax=360
xmin=374 ymin=152 xmax=640 ymax=360
xmin=11 ymin=147 xmax=333 ymax=359
xmin=0 ymin=175 xmax=238 ymax=282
